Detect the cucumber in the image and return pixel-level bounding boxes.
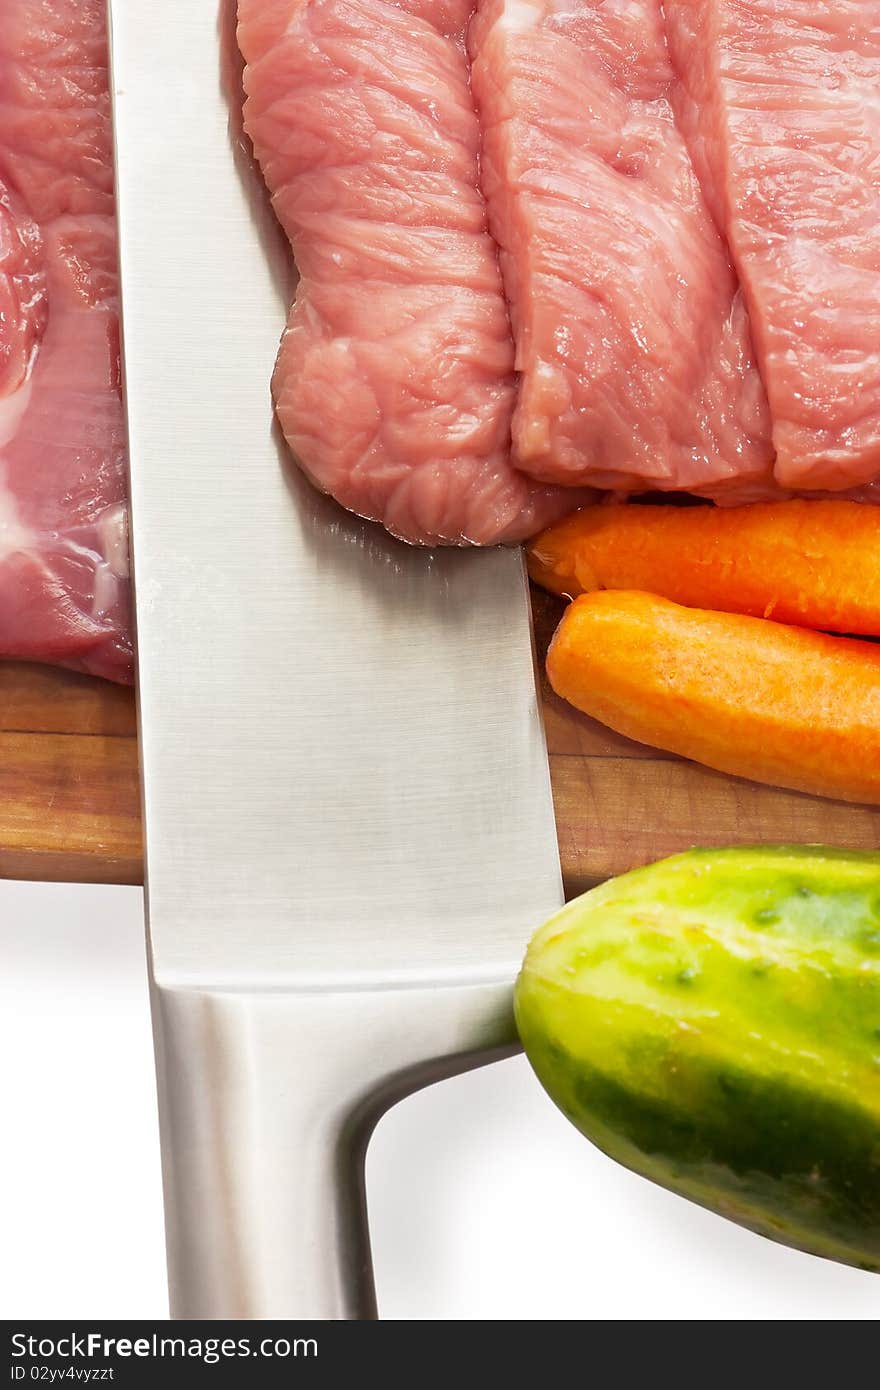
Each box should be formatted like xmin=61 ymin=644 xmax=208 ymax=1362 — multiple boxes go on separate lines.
xmin=515 ymin=846 xmax=880 ymax=1271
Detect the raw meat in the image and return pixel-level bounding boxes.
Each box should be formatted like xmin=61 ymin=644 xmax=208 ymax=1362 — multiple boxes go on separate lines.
xmin=0 ymin=0 xmax=131 ymax=681
xmin=237 ymin=0 xmax=589 ymax=544
xmin=468 ymin=0 xmax=773 ymax=495
xmin=666 ymin=0 xmax=880 ymax=491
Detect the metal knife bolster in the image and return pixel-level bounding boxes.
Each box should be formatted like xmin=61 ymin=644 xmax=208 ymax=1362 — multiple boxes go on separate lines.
xmin=108 ymin=0 xmax=562 ymax=1317
xmin=153 ymin=981 xmax=519 ymax=1318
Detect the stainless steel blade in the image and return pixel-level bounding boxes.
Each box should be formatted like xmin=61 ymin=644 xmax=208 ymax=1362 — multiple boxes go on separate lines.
xmin=108 ymin=0 xmax=563 ymax=1317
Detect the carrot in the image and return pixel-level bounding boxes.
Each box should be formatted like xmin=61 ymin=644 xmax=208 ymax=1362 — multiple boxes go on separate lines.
xmin=528 ymin=500 xmax=880 ymax=635
xmin=547 ymin=591 xmax=880 ymax=804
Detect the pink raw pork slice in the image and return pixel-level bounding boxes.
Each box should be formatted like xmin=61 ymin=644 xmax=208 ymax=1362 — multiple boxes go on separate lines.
xmin=468 ymin=0 xmax=773 ymax=496
xmin=666 ymin=0 xmax=880 ymax=491
xmin=237 ymin=0 xmax=588 ymax=544
xmin=0 ymin=0 xmax=131 ymax=681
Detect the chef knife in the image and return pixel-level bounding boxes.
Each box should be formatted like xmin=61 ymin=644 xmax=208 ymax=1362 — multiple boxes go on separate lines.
xmin=107 ymin=0 xmax=563 ymax=1318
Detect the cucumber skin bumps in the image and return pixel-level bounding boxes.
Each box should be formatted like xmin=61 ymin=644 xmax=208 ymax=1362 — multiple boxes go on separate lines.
xmin=516 ymin=846 xmax=880 ymax=1271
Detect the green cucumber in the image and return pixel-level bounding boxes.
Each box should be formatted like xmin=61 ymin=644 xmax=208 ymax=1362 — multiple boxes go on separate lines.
xmin=515 ymin=846 xmax=880 ymax=1271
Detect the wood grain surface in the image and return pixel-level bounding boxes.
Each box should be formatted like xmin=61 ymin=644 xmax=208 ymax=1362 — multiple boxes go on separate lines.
xmin=1 ymin=587 xmax=878 ymax=893
xmin=0 ymin=663 xmax=140 ymax=885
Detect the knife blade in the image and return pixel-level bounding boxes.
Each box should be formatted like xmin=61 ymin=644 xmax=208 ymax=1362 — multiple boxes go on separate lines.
xmin=107 ymin=0 xmax=563 ymax=1318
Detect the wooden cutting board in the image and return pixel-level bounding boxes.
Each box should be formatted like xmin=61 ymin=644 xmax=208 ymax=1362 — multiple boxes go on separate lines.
xmin=2 ymin=585 xmax=878 ymax=893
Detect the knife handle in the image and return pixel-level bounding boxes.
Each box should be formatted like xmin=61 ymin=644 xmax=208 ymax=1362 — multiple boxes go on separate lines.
xmin=150 ymin=978 xmax=518 ymax=1319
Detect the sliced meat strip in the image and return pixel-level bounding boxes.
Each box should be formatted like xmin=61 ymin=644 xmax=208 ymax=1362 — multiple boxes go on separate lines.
xmin=0 ymin=0 xmax=131 ymax=680
xmin=666 ymin=0 xmax=880 ymax=491
xmin=237 ymin=0 xmax=589 ymax=546
xmin=468 ymin=0 xmax=773 ymax=497
xmin=0 ymin=184 xmax=45 ymax=403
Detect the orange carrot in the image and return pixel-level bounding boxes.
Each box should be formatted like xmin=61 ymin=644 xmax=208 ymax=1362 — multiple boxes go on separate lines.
xmin=547 ymin=591 xmax=880 ymax=804
xmin=528 ymin=500 xmax=880 ymax=635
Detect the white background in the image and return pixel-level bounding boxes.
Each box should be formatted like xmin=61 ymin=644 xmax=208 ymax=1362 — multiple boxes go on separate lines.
xmin=1 ymin=879 xmax=878 ymax=1320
